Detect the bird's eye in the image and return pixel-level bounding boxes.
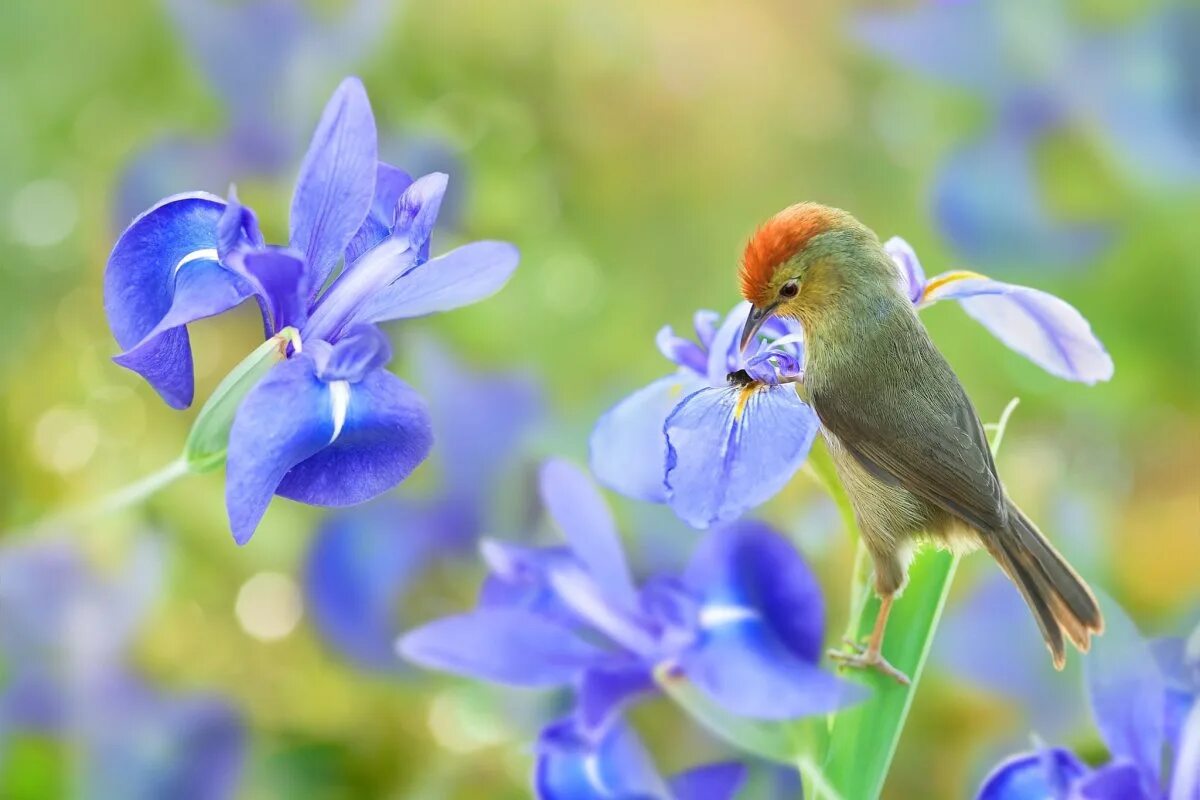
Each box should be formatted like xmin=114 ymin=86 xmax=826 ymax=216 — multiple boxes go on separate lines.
xmin=779 ymin=280 xmax=799 ymax=299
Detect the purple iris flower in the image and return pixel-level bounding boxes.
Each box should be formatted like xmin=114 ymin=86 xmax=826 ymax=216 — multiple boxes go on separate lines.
xmin=537 ymin=714 xmax=744 ymax=800
xmin=400 ymin=459 xmax=859 ymax=735
xmin=591 ymin=237 xmax=1111 ymax=528
xmin=104 ymin=77 xmax=519 ymax=543
xmin=304 ymin=339 xmax=541 ymax=671
xmin=0 ymin=539 xmax=243 ymax=799
xmin=977 ymin=601 xmax=1200 ymax=800
xmin=853 ymin=0 xmax=1200 ymax=267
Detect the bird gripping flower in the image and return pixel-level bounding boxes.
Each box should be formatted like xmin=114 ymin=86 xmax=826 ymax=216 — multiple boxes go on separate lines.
xmin=738 ymin=202 xmax=1105 ymax=683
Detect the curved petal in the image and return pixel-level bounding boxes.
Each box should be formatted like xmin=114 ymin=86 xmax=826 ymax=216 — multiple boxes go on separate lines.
xmin=684 ymin=522 xmax=825 ymax=664
xmin=216 ymin=187 xmax=263 ymax=261
xmin=576 ymin=664 xmax=655 ymax=735
xmin=104 ymin=192 xmax=235 ymax=408
xmin=1171 ymin=699 xmax=1200 ymax=800
xmin=589 ymin=374 xmax=706 ymax=504
xmin=345 ymin=162 xmax=414 ymax=264
xmin=351 ymin=241 xmax=519 ymax=324
xmin=392 ymin=172 xmax=448 ymax=254
xmin=398 ymin=609 xmax=606 ymax=687
xmin=1075 ymin=762 xmax=1147 ymax=800
xmin=975 ymin=749 xmax=1089 ymax=800
xmin=232 ymin=246 xmax=310 ymax=332
xmin=289 ymin=76 xmax=378 ymax=295
xmin=674 ymin=617 xmax=863 ymax=720
xmin=883 ymin=236 xmax=926 ymax=302
xmin=539 ymin=459 xmax=638 ymax=609
xmin=1087 ymin=595 xmax=1165 ymax=785
xmin=705 ymin=304 xmax=748 ymax=384
xmin=668 ymin=763 xmax=746 ymax=800
xmin=664 ymin=384 xmax=818 ymax=529
xmin=656 ymin=325 xmax=707 ymax=375
xmin=922 ymin=274 xmax=1113 ymax=384
xmin=275 ymin=368 xmax=432 ymax=508
xmin=536 ymin=719 xmax=671 ymax=800
xmin=303 ymin=499 xmax=433 ymax=670
xmin=309 ymin=323 xmax=392 ymax=383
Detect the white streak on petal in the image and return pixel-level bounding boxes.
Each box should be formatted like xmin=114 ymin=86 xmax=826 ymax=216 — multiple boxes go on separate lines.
xmin=700 ymin=604 xmax=759 ymax=630
xmin=328 ymin=380 xmax=351 ymax=444
xmin=173 ymin=247 xmax=220 ymax=275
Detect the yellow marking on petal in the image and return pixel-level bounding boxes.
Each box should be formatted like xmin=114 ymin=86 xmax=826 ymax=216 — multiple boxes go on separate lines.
xmin=733 ymin=383 xmax=760 ymax=421
xmin=921 ymin=270 xmax=987 ymax=304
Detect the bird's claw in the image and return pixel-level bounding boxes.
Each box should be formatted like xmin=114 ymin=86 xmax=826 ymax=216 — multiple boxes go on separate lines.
xmin=827 ymin=641 xmax=911 ymax=686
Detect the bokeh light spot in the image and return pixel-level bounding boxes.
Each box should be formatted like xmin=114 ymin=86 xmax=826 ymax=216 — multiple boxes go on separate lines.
xmin=427 ymin=688 xmax=508 ymax=754
xmin=32 ymin=406 xmax=99 ymax=474
xmin=9 ymin=178 xmax=78 ymax=248
xmin=234 ymin=572 xmax=303 ymax=642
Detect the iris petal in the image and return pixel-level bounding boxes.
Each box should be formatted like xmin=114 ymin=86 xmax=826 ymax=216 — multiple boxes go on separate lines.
xmin=576 ymin=664 xmax=655 ymax=735
xmin=345 ymin=162 xmax=414 ymax=265
xmin=351 ymin=241 xmax=520 ymax=324
xmin=684 ymin=522 xmax=825 ymax=663
xmin=539 ymin=460 xmax=639 ymax=609
xmin=310 ymin=323 xmax=393 ymax=382
xmin=883 ymin=236 xmax=926 ymax=302
xmin=535 ymin=719 xmax=672 ymax=800
xmin=398 ymin=609 xmax=606 ymax=687
xmin=1074 ymin=762 xmax=1147 ymax=800
xmin=590 ymin=374 xmax=707 ymax=504
xmin=668 ymin=763 xmax=746 ymax=800
xmin=289 ymin=76 xmax=378 ymax=296
xmin=234 ymin=247 xmax=310 ymax=332
xmin=392 ymin=172 xmax=448 ymax=254
xmin=975 ymin=749 xmax=1089 ymax=800
xmin=1171 ymin=700 xmax=1200 ymax=800
xmin=664 ymin=384 xmax=818 ymax=529
xmin=105 ymin=192 xmax=236 ymax=408
xmin=922 ymin=275 xmax=1113 ymax=384
xmin=656 ymin=325 xmax=708 ymax=375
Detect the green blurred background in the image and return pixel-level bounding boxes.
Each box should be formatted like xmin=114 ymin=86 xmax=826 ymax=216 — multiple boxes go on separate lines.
xmin=1 ymin=0 xmax=1197 ymax=797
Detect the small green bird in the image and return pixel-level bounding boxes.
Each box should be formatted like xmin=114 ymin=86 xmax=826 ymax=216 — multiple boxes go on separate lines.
xmin=737 ymin=202 xmax=1103 ymax=684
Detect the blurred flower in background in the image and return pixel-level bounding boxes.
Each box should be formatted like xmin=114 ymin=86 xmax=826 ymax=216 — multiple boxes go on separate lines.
xmin=0 ymin=538 xmax=244 ymax=799
xmin=105 ymin=77 xmax=519 ymax=543
xmin=976 ymin=598 xmax=1199 ymax=800
xmin=853 ymin=0 xmax=1200 ymax=267
xmin=304 ymin=337 xmax=541 ymax=671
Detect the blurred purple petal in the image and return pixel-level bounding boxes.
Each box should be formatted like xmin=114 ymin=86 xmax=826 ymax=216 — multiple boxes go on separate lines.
xmin=668 ymin=763 xmax=747 ymax=800
xmin=923 ymin=275 xmax=1113 ymax=384
xmin=398 ymin=609 xmax=607 ymax=687
xmin=705 ymin=304 xmax=745 ymax=384
xmin=884 ymin=236 xmax=926 ymax=302
xmin=1075 ymin=762 xmax=1146 ymax=800
xmin=535 ymin=719 xmax=671 ymax=800
xmin=289 ymin=76 xmax=378 ymax=295
xmin=590 ymin=374 xmax=706 ymax=504
xmin=576 ymin=664 xmax=655 ymax=735
xmin=1172 ymin=700 xmax=1200 ymax=800
xmin=539 ymin=460 xmax=638 ymax=610
xmin=657 ymin=325 xmax=708 ymax=375
xmin=664 ymin=383 xmax=818 ymax=528
xmin=976 ymin=749 xmax=1089 ymax=800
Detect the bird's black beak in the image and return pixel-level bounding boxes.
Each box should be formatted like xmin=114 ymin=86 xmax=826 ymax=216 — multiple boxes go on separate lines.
xmin=739 ymin=302 xmax=778 ymax=352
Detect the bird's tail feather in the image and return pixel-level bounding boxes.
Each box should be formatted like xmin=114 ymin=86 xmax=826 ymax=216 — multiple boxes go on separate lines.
xmin=985 ymin=502 xmax=1104 ymax=669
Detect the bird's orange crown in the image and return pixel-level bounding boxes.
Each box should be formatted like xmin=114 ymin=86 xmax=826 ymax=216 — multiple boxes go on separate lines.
xmin=739 ymin=203 xmax=843 ymax=306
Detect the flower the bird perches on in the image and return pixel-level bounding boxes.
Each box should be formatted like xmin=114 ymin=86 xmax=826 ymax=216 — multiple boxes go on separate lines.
xmin=591 ymin=236 xmax=1112 ymax=529
xmin=104 ymin=77 xmax=519 ymax=543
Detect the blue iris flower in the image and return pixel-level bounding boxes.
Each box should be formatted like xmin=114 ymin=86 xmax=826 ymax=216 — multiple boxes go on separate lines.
xmin=399 ymin=459 xmax=859 ymax=735
xmin=104 ymin=77 xmax=519 ymax=543
xmin=977 ymin=600 xmax=1200 ymax=800
xmin=852 ymin=0 xmax=1200 ymax=267
xmin=304 ymin=338 xmax=541 ymax=671
xmin=591 ymin=237 xmax=1112 ymax=528
xmin=0 ymin=539 xmax=244 ymax=799
xmin=537 ymin=714 xmax=745 ymax=800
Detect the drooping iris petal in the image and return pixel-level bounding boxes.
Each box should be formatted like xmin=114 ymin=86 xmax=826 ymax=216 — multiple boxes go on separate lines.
xmin=883 ymin=236 xmax=926 ymax=303
xmin=1086 ymin=596 xmax=1166 ymax=788
xmin=684 ymin=522 xmax=825 ymax=663
xmin=235 ymin=246 xmax=310 ymax=332
xmin=310 ymin=323 xmax=393 ymax=382
xmin=922 ymin=274 xmax=1113 ymax=384
xmin=345 ymin=162 xmax=414 ymax=264
xmin=105 ymin=192 xmax=239 ymax=408
xmin=304 ymin=499 xmax=433 ymax=670
xmin=224 ymin=357 xmax=335 ymax=544
xmin=674 ymin=616 xmax=861 ymax=719
xmin=976 ymin=749 xmax=1090 ymax=800
xmin=667 ymin=763 xmax=746 ymax=800
xmin=289 ymin=76 xmax=378 ymax=296
xmin=275 ymin=368 xmax=432 ymax=509
xmin=398 ymin=609 xmax=607 ymax=687
xmin=576 ymin=664 xmax=655 ymax=735
xmin=590 ymin=374 xmax=707 ymax=504
xmin=664 ymin=383 xmax=818 ymax=529
xmin=539 ymin=460 xmax=638 ymax=609
xmin=535 ymin=719 xmax=672 ymax=800
xmin=351 ymin=241 xmax=520 ymax=324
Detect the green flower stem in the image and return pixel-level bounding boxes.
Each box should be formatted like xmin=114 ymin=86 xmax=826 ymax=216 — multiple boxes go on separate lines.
xmin=80 ymin=456 xmax=192 ymax=518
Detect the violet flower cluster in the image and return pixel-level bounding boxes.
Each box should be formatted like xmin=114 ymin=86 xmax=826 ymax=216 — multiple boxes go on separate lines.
xmin=592 ymin=236 xmax=1112 ymax=528
xmin=399 ymin=459 xmax=860 ymax=798
xmin=104 ymin=77 xmax=518 ymax=543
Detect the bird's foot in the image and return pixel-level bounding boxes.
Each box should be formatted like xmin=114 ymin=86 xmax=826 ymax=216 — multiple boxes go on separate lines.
xmin=828 ymin=638 xmax=911 ymax=685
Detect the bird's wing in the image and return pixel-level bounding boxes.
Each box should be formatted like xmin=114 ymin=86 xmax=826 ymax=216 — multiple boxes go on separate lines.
xmin=811 ymin=338 xmax=1006 ymax=532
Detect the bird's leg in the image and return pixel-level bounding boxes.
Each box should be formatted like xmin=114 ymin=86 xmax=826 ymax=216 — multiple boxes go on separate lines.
xmin=828 ymin=594 xmax=910 ymax=685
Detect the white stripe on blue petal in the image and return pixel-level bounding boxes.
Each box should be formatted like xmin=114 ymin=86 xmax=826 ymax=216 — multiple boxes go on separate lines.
xmin=699 ymin=604 xmax=759 ymax=629
xmin=172 ymin=247 xmax=219 ymax=275
xmin=583 ymin=755 xmax=613 ymax=796
xmin=328 ymin=380 xmax=351 ymax=444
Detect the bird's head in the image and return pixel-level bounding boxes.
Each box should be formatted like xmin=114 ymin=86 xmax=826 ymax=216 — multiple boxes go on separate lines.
xmin=737 ymin=202 xmax=885 ymax=350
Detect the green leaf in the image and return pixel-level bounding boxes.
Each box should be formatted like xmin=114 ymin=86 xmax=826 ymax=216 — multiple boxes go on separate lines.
xmin=819 ymin=399 xmax=1020 ymax=800
xmin=182 ymin=328 xmax=298 ymax=473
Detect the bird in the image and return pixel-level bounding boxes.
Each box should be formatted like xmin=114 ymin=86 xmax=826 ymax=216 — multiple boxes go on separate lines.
xmin=736 ymin=202 xmax=1103 ymax=684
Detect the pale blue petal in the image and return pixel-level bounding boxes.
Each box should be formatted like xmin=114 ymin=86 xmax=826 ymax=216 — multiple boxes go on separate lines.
xmin=668 ymin=763 xmax=746 ymax=800
xmin=883 ymin=236 xmax=926 ymax=302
